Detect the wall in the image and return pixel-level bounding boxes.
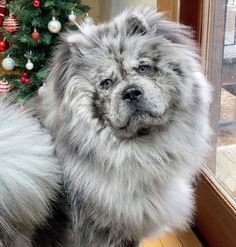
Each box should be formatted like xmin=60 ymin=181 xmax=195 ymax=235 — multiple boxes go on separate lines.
xmin=102 ymin=0 xmax=156 ymax=21
xmin=81 ymin=0 xmax=103 ymax=23
xmin=81 ymin=0 xmax=156 ymax=22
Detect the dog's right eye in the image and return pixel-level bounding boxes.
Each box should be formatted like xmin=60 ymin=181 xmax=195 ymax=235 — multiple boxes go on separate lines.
xmin=100 ymin=79 xmax=113 ymax=89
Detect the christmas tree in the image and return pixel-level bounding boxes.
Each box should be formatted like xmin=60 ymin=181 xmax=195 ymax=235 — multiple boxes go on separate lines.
xmin=0 ymin=0 xmax=90 ymax=100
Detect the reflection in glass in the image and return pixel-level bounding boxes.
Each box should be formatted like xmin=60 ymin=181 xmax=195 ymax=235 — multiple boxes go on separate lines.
xmin=216 ymin=0 xmax=236 ymax=200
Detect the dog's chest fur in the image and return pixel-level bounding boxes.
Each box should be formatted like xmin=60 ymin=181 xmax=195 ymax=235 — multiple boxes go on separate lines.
xmin=60 ymin=138 xmax=194 ymax=243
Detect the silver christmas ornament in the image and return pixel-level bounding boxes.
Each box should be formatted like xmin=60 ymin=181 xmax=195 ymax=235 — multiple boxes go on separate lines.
xmin=69 ymin=10 xmax=77 ymax=22
xmin=84 ymin=13 xmax=94 ymax=25
xmin=2 ymin=55 xmax=15 ymax=71
xmin=48 ymin=17 xmax=61 ymax=33
xmin=26 ymin=58 xmax=34 ymax=70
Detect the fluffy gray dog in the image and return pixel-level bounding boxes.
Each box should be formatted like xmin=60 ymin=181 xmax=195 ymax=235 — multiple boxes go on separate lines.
xmin=40 ymin=6 xmax=211 ymax=247
xmin=0 ymin=7 xmax=210 ymax=247
xmin=0 ymin=99 xmax=61 ymax=246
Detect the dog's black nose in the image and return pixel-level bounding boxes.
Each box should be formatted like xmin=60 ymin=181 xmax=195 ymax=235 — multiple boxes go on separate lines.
xmin=122 ymin=85 xmax=143 ymax=103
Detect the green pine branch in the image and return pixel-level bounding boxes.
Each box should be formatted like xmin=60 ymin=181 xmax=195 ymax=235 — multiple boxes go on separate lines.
xmin=1 ymin=0 xmax=90 ymax=101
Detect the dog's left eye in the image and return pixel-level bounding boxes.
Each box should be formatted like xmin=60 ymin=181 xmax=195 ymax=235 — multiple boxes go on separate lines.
xmin=136 ymin=65 xmax=150 ymax=74
xmin=100 ymin=79 xmax=113 ymax=89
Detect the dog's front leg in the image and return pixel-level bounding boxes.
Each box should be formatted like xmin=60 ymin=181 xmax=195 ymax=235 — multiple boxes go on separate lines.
xmin=70 ymin=212 xmax=139 ymax=247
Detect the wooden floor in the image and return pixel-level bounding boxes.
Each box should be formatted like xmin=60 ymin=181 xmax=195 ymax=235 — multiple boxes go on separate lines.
xmin=141 ymin=230 xmax=203 ymax=247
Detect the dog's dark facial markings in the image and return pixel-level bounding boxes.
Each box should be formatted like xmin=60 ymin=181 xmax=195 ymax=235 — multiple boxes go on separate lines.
xmin=114 ymin=56 xmax=127 ymax=80
xmin=119 ymin=43 xmax=124 ymax=54
xmin=120 ymin=66 xmax=128 ymax=79
xmin=126 ymin=16 xmax=148 ymax=36
xmin=169 ymin=62 xmax=183 ymax=76
xmin=92 ymin=90 xmax=106 ymax=124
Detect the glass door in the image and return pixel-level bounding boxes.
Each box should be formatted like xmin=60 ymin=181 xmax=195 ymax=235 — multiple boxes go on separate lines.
xmin=200 ymin=0 xmax=236 ymax=206
xmin=216 ymin=0 xmax=236 ymax=203
xmin=166 ymin=0 xmax=236 ymax=245
xmin=193 ymin=0 xmax=236 ymax=245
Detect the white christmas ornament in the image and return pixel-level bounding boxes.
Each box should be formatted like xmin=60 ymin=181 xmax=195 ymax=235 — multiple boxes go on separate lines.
xmin=68 ymin=10 xmax=76 ymax=22
xmin=84 ymin=13 xmax=94 ymax=25
xmin=26 ymin=59 xmax=34 ymax=70
xmin=48 ymin=17 xmax=61 ymax=33
xmin=2 ymin=55 xmax=15 ymax=71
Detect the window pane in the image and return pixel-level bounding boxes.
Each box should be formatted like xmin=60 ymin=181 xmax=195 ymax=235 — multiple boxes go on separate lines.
xmin=215 ymin=0 xmax=236 ymax=202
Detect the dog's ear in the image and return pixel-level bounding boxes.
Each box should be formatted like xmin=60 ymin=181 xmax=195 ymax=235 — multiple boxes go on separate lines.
xmin=126 ymin=6 xmax=194 ymax=48
xmin=46 ymin=32 xmax=83 ymax=99
xmin=125 ymin=14 xmax=149 ymax=36
xmin=64 ymin=32 xmax=84 ymax=58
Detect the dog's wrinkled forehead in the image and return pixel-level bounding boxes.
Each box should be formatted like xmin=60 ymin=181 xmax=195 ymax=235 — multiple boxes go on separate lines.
xmin=66 ymin=11 xmax=152 ymax=64
xmin=65 ymin=7 xmax=192 ymax=66
xmin=67 ymin=8 xmax=151 ymax=43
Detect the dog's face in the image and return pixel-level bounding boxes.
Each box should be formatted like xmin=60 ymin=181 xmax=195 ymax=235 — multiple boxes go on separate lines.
xmin=51 ymin=8 xmax=199 ymax=139
xmin=89 ymin=34 xmax=177 ymax=138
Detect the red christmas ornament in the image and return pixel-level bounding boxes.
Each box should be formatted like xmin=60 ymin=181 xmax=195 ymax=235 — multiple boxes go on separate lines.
xmin=0 ymin=38 xmax=9 ymax=52
xmin=20 ymin=76 xmax=30 ymax=84
xmin=21 ymin=72 xmax=29 ymax=78
xmin=32 ymin=28 xmax=40 ymax=41
xmin=33 ymin=0 xmax=40 ymax=7
xmin=23 ymin=78 xmax=30 ymax=84
xmin=0 ymin=0 xmax=7 ymax=26
xmin=20 ymin=76 xmax=26 ymax=83
xmin=20 ymin=71 xmax=30 ymax=84
xmin=0 ymin=78 xmax=10 ymax=94
xmin=3 ymin=15 xmax=20 ymax=33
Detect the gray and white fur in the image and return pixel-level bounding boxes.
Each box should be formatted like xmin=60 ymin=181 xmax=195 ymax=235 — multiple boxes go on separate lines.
xmin=0 ymin=98 xmax=61 ymax=246
xmin=41 ymin=6 xmax=212 ymax=247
